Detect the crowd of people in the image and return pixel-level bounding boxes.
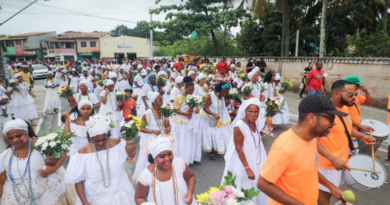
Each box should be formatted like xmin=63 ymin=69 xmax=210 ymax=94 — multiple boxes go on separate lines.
xmin=0 ymin=56 xmax=385 ymax=205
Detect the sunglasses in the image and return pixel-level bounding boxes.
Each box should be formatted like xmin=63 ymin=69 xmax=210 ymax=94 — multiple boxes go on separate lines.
xmin=338 ymin=91 xmax=358 ymax=98
xmin=315 ymin=114 xmax=335 ymax=124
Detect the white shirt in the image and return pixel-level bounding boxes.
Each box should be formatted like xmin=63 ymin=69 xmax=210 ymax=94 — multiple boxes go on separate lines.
xmin=169 ymin=86 xmax=181 ymax=101
xmin=121 ymin=64 xmax=131 ymax=72
xmin=133 ymin=74 xmax=145 ymax=88
xmin=74 ymin=93 xmax=100 ymax=105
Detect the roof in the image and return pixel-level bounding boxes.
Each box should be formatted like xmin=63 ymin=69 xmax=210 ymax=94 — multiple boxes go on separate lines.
xmin=10 ymin=31 xmax=55 ymax=37
xmin=0 ymin=37 xmax=27 ymax=40
xmin=41 ymin=37 xmax=75 ymax=43
xmin=58 ymin=32 xmax=110 ymax=39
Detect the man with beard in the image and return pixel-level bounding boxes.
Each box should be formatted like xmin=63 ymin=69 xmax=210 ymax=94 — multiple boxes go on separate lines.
xmin=317 ymin=80 xmax=376 ymax=205
xmin=258 ymin=95 xmax=345 ymax=205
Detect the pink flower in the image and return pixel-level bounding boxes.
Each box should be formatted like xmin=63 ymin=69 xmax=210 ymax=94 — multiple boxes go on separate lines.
xmin=32 ymin=136 xmax=36 ymax=142
xmin=226 ymin=193 xmax=236 ymax=201
xmin=21 ymin=135 xmax=27 ymax=143
xmin=225 ymin=185 xmax=234 ymax=194
xmin=210 ymin=190 xmax=226 ymax=204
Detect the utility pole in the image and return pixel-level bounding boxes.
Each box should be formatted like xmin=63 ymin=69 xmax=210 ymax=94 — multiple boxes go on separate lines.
xmin=0 ymin=0 xmax=38 ymax=26
xmin=0 ymin=41 xmax=5 ymax=83
xmin=150 ymin=7 xmax=153 ymax=59
xmin=295 ymin=30 xmax=299 ymax=57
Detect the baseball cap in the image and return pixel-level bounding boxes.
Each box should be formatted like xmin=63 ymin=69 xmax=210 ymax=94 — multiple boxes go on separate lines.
xmin=345 ymin=75 xmax=364 ymax=85
xmin=298 ymin=95 xmax=348 ymax=117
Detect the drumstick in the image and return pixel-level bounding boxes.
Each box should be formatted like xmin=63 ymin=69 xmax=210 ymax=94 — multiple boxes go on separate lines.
xmin=370 ymin=130 xmax=376 ymax=171
xmin=349 ymin=167 xmax=381 ymax=174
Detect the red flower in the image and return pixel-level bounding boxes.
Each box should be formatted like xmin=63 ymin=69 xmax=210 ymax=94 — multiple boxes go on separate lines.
xmin=124 ymin=117 xmax=132 ymax=122
xmin=120 ymin=128 xmax=124 ymax=132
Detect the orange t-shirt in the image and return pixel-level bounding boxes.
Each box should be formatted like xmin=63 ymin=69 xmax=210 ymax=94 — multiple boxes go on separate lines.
xmin=387 ymin=94 xmax=390 ymax=124
xmin=318 ymin=106 xmax=351 ymax=170
xmin=261 ymin=129 xmax=319 ymax=205
xmin=348 ymin=93 xmax=366 ymax=130
xmin=122 ymin=98 xmax=136 ymax=118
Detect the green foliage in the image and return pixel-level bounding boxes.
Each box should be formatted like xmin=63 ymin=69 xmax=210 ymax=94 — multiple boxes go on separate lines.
xmin=221 ymin=171 xmax=260 ymax=202
xmin=350 ymin=31 xmax=390 ymax=57
xmin=0 ymin=34 xmax=6 ymax=38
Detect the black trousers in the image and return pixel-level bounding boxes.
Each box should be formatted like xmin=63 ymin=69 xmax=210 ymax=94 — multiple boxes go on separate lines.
xmin=299 ymin=83 xmax=306 ymax=97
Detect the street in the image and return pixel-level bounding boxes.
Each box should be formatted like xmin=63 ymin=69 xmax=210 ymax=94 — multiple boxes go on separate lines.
xmin=3 ymin=79 xmax=389 ymax=204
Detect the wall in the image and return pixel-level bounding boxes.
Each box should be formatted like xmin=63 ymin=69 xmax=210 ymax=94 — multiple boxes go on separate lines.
xmin=206 ymin=57 xmax=390 ymax=109
xmin=100 ymin=36 xmax=150 ymax=58
xmin=27 ymin=32 xmax=56 ymax=49
xmin=76 ymin=38 xmax=101 ymax=53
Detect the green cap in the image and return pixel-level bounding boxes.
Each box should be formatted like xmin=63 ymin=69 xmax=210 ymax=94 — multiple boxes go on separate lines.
xmin=345 ymin=75 xmax=364 ymax=85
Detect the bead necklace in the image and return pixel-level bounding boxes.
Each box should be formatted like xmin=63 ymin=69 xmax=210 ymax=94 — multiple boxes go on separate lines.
xmin=245 ymin=117 xmax=262 ymax=165
xmin=152 ymin=164 xmax=178 ymax=205
xmin=150 ymin=107 xmax=165 ymax=134
xmin=93 ymin=143 xmax=111 ymax=188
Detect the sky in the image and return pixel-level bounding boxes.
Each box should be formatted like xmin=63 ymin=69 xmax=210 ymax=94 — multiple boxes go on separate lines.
xmin=0 ymin=0 xmax=241 ymax=37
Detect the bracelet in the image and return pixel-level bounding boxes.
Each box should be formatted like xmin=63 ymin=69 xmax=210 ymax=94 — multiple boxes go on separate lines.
xmin=244 ymin=166 xmax=250 ymax=170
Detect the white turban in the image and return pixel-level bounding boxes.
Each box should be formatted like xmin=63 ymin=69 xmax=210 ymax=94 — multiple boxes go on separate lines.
xmin=137 ymin=64 xmax=143 ymax=69
xmin=140 ymin=69 xmax=147 ymax=76
xmin=175 ymin=76 xmax=184 ymax=84
xmin=242 ymin=98 xmax=261 ymax=111
xmin=147 ymin=92 xmax=160 ymax=103
xmin=82 ymin=67 xmax=88 ymax=72
xmin=79 ymin=80 xmax=90 ymax=87
xmin=252 ymin=67 xmax=259 ymax=73
xmin=197 ymin=73 xmax=206 ymax=80
xmin=13 ymin=73 xmax=21 ymax=79
xmin=105 ymin=79 xmax=114 ymax=86
xmin=2 ymin=119 xmax=28 ymax=135
xmin=86 ymin=115 xmax=112 ymax=137
xmin=231 ymin=98 xmax=263 ymax=128
xmin=48 ymin=71 xmax=53 ymax=75
xmin=275 ymin=73 xmax=281 ymax=81
xmin=248 ymin=70 xmax=257 ymax=80
xmin=78 ymin=100 xmax=93 ymax=110
xmin=157 ymin=71 xmax=167 ymax=77
xmin=109 ymin=72 xmax=117 ymax=79
xmin=146 ymin=137 xmax=177 ymax=159
xmin=188 ymin=71 xmax=195 ymax=76
xmin=71 ymin=68 xmax=76 ymax=71
xmin=230 ymin=64 xmax=236 ymax=68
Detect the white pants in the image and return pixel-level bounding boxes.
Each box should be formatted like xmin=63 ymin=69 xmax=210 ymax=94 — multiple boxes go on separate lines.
xmin=318 ymin=167 xmax=343 ymax=193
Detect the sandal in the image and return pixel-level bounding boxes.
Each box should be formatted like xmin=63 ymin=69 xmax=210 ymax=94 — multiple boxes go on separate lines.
xmin=209 ymin=152 xmax=216 ymax=161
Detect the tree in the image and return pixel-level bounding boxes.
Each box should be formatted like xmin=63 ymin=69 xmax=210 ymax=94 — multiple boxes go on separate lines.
xmin=0 ymin=34 xmax=6 ymax=38
xmin=150 ymin=0 xmax=249 ymax=55
xmin=319 ymin=0 xmax=328 ymax=57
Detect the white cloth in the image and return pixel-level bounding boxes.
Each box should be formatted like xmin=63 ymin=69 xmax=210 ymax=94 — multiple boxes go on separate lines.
xmin=0 ymin=148 xmax=68 ymax=205
xmin=99 ymin=90 xmax=122 ymax=138
xmin=268 ymin=83 xmax=290 ymax=125
xmin=137 ymin=157 xmax=196 ymax=205
xmin=2 ymin=119 xmax=28 ymax=135
xmin=318 ymin=167 xmax=343 ymax=193
xmin=169 ymin=87 xmax=182 ymax=102
xmin=69 ymin=75 xmax=80 ymax=91
xmin=74 ymin=93 xmax=99 ymax=105
xmin=138 ymin=84 xmax=158 ymax=118
xmin=43 ymin=78 xmax=61 ymax=111
xmin=69 ymin=123 xmax=88 ymax=156
xmin=222 ymin=120 xmax=268 ymax=204
xmin=65 ymin=140 xmax=136 ymax=205
xmin=8 ymin=82 xmax=38 ymax=121
xmin=118 ymin=72 xmax=131 ymax=91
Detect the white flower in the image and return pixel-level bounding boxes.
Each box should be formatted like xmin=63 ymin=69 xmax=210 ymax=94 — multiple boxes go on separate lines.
xmin=9 ymin=79 xmax=16 ymax=83
xmin=45 ymin=133 xmax=58 ymax=141
xmin=232 ymin=187 xmax=245 ymax=198
xmin=121 ymin=131 xmax=126 ymax=134
xmin=275 ymin=100 xmax=280 ymax=106
xmin=161 ymin=105 xmax=166 ymax=109
xmin=120 ymin=121 xmax=125 ymax=127
xmin=49 ymin=141 xmax=57 ymax=148
xmin=56 ymin=140 xmax=61 ymax=144
xmin=225 ymin=198 xmax=240 ymax=205
xmin=116 ymin=92 xmax=122 ymax=95
xmin=35 ymin=137 xmax=46 ymax=146
xmin=187 ymin=95 xmax=193 ymax=99
xmin=42 ymin=142 xmax=49 ymax=150
xmin=125 ymin=122 xmax=132 ymax=128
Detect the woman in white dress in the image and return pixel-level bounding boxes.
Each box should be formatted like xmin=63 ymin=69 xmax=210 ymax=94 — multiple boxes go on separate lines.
xmin=194 ymin=73 xmax=208 ymax=163
xmin=139 ymin=73 xmax=163 ymax=118
xmin=55 ymin=67 xmax=68 ymax=87
xmin=172 ymin=77 xmax=200 ymax=165
xmin=68 ymin=68 xmax=80 ymax=92
xmin=202 ymin=82 xmax=232 ymax=160
xmin=65 ymin=115 xmax=136 ymax=205
xmin=133 ymin=66 xmax=147 ymax=109
xmin=74 ymin=80 xmax=100 ymax=110
xmin=43 ymin=71 xmax=61 ymax=113
xmin=0 ymin=119 xmax=75 ymax=205
xmin=99 ymin=80 xmax=121 ymax=139
xmin=133 ymin=92 xmax=171 ymax=180
xmin=222 ymin=98 xmax=268 ymax=204
xmin=158 ymin=71 xmax=171 ymax=106
xmin=63 ymin=100 xmax=94 ymax=156
xmin=272 ymin=73 xmax=290 ymax=124
xmin=8 ymin=73 xmax=38 ymax=125
xmin=117 ymin=67 xmax=131 ymax=91
xmin=135 ymin=137 xmax=196 ymax=205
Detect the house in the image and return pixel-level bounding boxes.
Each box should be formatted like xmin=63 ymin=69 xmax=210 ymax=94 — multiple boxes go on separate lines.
xmin=42 ymin=32 xmax=111 ymax=61
xmin=100 ymin=36 xmax=156 ymax=60
xmin=0 ymin=31 xmax=56 ymax=61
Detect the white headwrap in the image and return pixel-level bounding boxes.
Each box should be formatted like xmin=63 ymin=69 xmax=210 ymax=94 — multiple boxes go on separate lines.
xmin=105 ymin=79 xmax=114 ymax=86
xmin=79 ymin=80 xmax=90 ymax=87
xmin=275 ymin=73 xmax=281 ymax=81
xmin=137 ymin=64 xmax=143 ymax=69
xmin=85 ymin=115 xmax=112 ymax=137
xmin=146 ymin=137 xmax=177 ymax=159
xmin=2 ymin=119 xmax=28 ymax=135
xmin=197 ymin=73 xmax=206 ymax=80
xmin=48 ymin=71 xmax=53 ymax=75
xmin=248 ymin=70 xmax=257 ymax=80
xmin=188 ymin=71 xmax=195 ymax=76
xmin=175 ymin=76 xmax=184 ymax=84
xmin=146 ymin=67 xmax=151 ymax=71
xmin=13 ymin=73 xmax=21 ymax=79
xmin=78 ymin=100 xmax=93 ymax=110
xmin=147 ymin=92 xmax=160 ymax=103
xmin=140 ymin=69 xmax=147 ymax=76
xmin=71 ymin=68 xmax=76 ymax=71
xmin=230 ymin=64 xmax=236 ymax=68
xmin=88 ymin=69 xmax=94 ymax=75
xmin=252 ymin=66 xmax=259 ymax=73
xmin=109 ymin=72 xmax=117 ymax=79
xmin=157 ymin=71 xmax=167 ymax=77
xmin=231 ymin=98 xmax=263 ymax=129
xmin=82 ymin=67 xmax=88 ymax=72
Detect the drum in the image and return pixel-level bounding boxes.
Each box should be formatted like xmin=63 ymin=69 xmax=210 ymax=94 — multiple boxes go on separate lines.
xmin=342 ymin=154 xmax=387 ymax=191
xmin=358 ymin=119 xmax=390 ymax=154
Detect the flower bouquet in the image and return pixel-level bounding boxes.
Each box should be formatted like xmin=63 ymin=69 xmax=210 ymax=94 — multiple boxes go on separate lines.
xmin=260 ymin=82 xmax=268 ymax=92
xmin=185 ymin=94 xmax=199 ymax=113
xmin=132 ymin=93 xmax=139 ymax=101
xmin=185 ymin=68 xmax=192 ymax=76
xmin=96 ymin=79 xmax=105 ymax=87
xmin=167 ymin=83 xmax=175 ymax=95
xmin=57 ymin=85 xmax=76 ymax=99
xmin=239 ymin=73 xmax=247 ymax=82
xmin=241 ymin=85 xmax=253 ymax=97
xmin=130 ymin=70 xmax=138 ymax=77
xmin=116 ymin=91 xmax=126 ymax=110
xmin=160 ymin=105 xmax=176 ymax=118
xmin=282 ymin=77 xmax=293 ymax=90
xmin=196 ymin=171 xmax=259 ymax=205
xmin=199 ymin=94 xmax=207 ymax=107
xmin=34 ymin=129 xmax=75 ymax=168
xmin=156 ymin=76 xmax=167 ymax=90
xmin=123 ymin=70 xmax=129 ymax=76
xmin=120 ymin=115 xmax=146 ymax=163
xmin=106 ymin=112 xmax=117 ymax=128
xmin=262 ymin=97 xmax=285 ymax=137
xmin=259 ymin=72 xmax=265 ymax=79
xmin=96 ymin=72 xmax=103 ymax=79
xmin=8 ymin=79 xmax=19 ymax=92
xmin=226 ymin=89 xmax=240 ymax=100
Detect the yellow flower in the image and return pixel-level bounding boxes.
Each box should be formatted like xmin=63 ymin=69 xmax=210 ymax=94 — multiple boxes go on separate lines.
xmin=136 ymin=124 xmax=141 ymax=130
xmin=202 ymin=94 xmax=207 ymax=98
xmin=134 ymin=93 xmax=138 ymax=97
xmin=208 ymin=187 xmax=218 ymax=194
xmin=196 ymin=192 xmax=210 ymax=203
xmin=216 ymin=122 xmax=221 ymax=128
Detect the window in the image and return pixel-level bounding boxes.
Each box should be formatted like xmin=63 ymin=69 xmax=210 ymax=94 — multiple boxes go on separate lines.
xmin=56 ymin=42 xmax=62 ymax=48
xmin=48 ymin=42 xmax=54 ymax=49
xmin=65 ymin=42 xmax=73 ymax=48
xmin=81 ymin=41 xmax=87 ymax=47
xmin=15 ymin=40 xmax=22 ymax=46
xmin=90 ymin=41 xmax=96 ymax=47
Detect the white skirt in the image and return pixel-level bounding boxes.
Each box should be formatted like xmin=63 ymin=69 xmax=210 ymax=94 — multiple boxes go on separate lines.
xmin=209 ymin=124 xmax=232 ymax=155
xmin=43 ymin=92 xmax=61 ymax=111
xmin=133 ymin=132 xmax=159 ymax=180
xmin=272 ymin=95 xmax=290 ymax=125
xmin=172 ymin=122 xmax=197 ymax=165
xmin=11 ymin=103 xmax=38 ymax=121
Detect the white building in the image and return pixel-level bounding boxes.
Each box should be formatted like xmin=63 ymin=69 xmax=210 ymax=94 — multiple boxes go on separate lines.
xmin=100 ymin=36 xmax=156 ymax=60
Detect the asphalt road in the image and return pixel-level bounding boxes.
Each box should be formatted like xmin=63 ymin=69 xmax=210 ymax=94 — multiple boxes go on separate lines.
xmin=3 ymin=79 xmax=389 ymax=204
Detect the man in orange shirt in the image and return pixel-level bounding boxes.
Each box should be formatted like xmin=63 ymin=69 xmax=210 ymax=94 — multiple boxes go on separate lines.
xmin=317 ymin=80 xmax=376 ymax=205
xmin=258 ymin=95 xmax=345 ymax=205
xmin=386 ymin=94 xmax=390 ymax=166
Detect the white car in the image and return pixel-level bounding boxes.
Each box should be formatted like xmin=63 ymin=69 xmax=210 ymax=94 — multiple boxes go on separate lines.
xmin=32 ymin=64 xmax=49 ymax=79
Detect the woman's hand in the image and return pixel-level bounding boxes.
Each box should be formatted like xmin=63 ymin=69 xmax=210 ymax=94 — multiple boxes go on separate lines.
xmin=152 ymin=130 xmax=162 ymax=135
xmin=13 ymin=87 xmax=19 ymax=92
xmin=164 ymin=127 xmax=170 ymax=134
xmin=62 ymin=110 xmax=70 ymax=120
xmin=260 ymin=93 xmax=265 ymax=102
xmin=30 ymin=92 xmax=36 ymax=98
xmin=246 ymin=168 xmax=255 ymax=180
xmin=38 ymin=166 xmax=55 ymax=177
xmin=195 ymin=107 xmax=200 ymax=114
xmin=213 ymin=114 xmax=221 ymax=120
xmin=184 ymin=191 xmax=193 ymax=205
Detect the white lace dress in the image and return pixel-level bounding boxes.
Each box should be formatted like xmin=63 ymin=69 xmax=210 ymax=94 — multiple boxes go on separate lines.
xmin=0 ymin=148 xmax=68 ymax=205
xmin=223 ymin=120 xmax=268 ymax=204
xmin=133 ymin=109 xmax=164 ymax=180
xmin=64 ymin=140 xmax=135 ymax=205
xmin=137 ymin=157 xmax=196 ymax=205
xmin=8 ymin=82 xmax=38 ymax=121
xmin=68 ymin=122 xmax=88 ymax=156
xmin=263 ymin=82 xmax=290 ymax=124
xmin=43 ymin=78 xmax=61 ymax=112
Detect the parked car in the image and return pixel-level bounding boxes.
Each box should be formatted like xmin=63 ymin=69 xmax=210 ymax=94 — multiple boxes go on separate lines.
xmin=32 ymin=64 xmax=48 ymax=79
